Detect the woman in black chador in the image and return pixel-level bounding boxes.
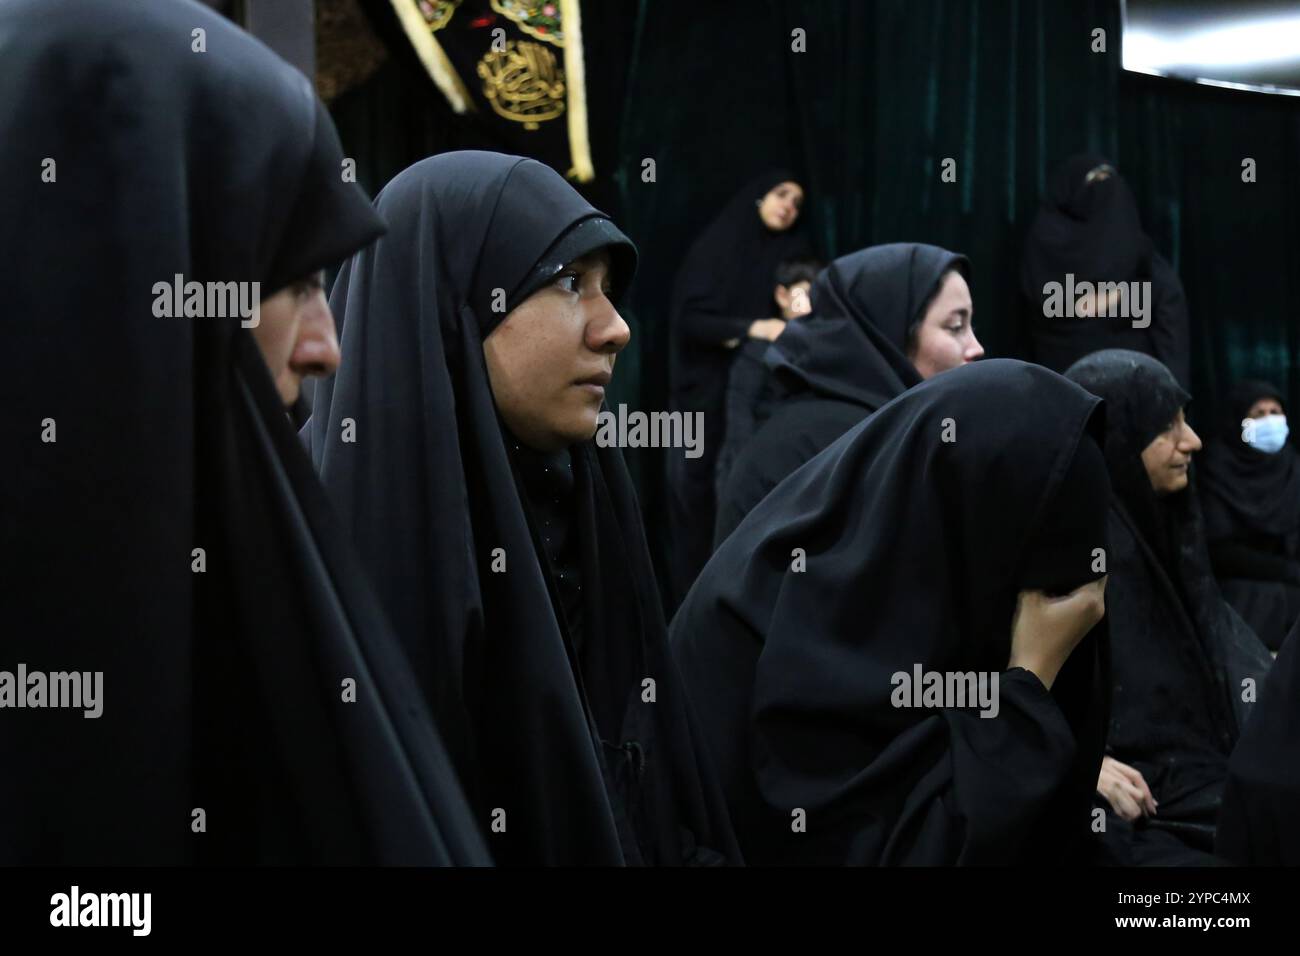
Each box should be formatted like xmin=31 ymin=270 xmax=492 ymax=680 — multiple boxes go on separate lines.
xmin=1064 ymin=350 xmax=1272 ymax=865
xmin=309 ymin=152 xmax=740 ymax=866
xmin=0 ymin=0 xmax=487 ymax=865
xmin=672 ymin=359 xmax=1113 ymax=865
xmin=666 ymin=170 xmax=811 ymax=603
xmin=715 ymin=242 xmax=983 ymax=545
xmin=1022 ymin=155 xmax=1190 ymax=387
xmin=1198 ymin=380 xmax=1300 ymax=651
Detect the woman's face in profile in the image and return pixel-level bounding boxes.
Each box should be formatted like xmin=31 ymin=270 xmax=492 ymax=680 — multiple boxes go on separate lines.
xmin=758 ymin=181 xmax=804 ymax=232
xmin=483 ymin=249 xmax=630 ymax=452
xmin=909 ymin=270 xmax=984 ymax=379
xmin=1141 ymin=408 xmax=1202 ymax=495
xmin=252 ymin=271 xmax=340 ymax=406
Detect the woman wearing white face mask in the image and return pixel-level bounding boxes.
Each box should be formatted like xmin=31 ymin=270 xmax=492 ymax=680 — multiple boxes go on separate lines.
xmin=1199 ymin=381 xmax=1300 ymax=652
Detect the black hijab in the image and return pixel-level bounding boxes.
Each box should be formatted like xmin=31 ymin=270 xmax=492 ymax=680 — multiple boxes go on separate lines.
xmin=668 ymin=169 xmax=811 ymax=396
xmin=675 ymin=169 xmax=811 ymax=324
xmin=0 ymin=0 xmax=487 ymax=865
xmin=1198 ymin=380 xmax=1300 ymax=541
xmin=672 ymin=359 xmax=1112 ymax=864
xmin=768 ymin=243 xmax=969 ymax=409
xmin=309 ymin=151 xmax=740 ymax=866
xmin=1021 ymin=154 xmax=1153 ymax=298
xmin=1020 ymin=156 xmax=1171 ymax=378
xmin=1064 ymin=350 xmax=1191 ymax=567
xmin=1064 ymin=351 xmax=1272 ymax=820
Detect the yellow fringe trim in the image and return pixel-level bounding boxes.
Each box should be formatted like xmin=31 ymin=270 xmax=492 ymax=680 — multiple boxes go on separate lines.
xmin=559 ymin=0 xmax=594 ymax=182
xmin=387 ymin=0 xmax=475 ymax=114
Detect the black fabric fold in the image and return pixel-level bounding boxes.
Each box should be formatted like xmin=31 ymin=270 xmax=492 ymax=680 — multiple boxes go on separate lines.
xmin=1217 ymin=615 xmax=1300 ymax=865
xmin=0 ymin=0 xmax=485 ymax=865
xmin=673 ymin=358 xmax=1112 ymax=865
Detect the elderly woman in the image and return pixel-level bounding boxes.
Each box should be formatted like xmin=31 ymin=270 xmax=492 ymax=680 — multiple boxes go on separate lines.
xmin=1064 ymin=350 xmax=1273 ymax=865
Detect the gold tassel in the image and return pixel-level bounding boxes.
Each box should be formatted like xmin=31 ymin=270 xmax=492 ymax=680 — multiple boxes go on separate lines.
xmin=387 ymin=0 xmax=475 ymax=114
xmin=559 ymin=0 xmax=594 ymax=183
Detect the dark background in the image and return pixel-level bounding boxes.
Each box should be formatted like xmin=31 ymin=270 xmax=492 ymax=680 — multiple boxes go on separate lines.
xmin=333 ymin=0 xmax=1300 ymax=575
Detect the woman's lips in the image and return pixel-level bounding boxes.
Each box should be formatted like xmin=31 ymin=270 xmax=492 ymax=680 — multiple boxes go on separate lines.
xmin=574 ymin=371 xmax=611 ymax=397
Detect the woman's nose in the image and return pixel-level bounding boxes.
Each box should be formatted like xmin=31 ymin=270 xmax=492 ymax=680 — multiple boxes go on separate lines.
xmin=588 ymin=299 xmax=631 ymax=354
xmin=291 ymin=294 xmax=342 ymax=378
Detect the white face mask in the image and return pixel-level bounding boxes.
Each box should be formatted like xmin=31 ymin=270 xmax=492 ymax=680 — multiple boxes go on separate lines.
xmin=1242 ymin=413 xmax=1289 ymax=454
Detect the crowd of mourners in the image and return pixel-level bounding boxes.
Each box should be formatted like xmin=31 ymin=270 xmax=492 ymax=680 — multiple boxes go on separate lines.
xmin=3 ymin=0 xmax=1297 ymax=867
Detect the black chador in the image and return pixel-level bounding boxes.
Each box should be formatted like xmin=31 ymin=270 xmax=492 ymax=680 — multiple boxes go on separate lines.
xmin=665 ymin=170 xmax=812 ymax=603
xmin=309 ymin=152 xmax=740 ymax=866
xmin=672 ymin=359 xmax=1111 ymax=865
xmin=1198 ymin=380 xmax=1300 ymax=652
xmin=1065 ymin=350 xmax=1272 ymax=865
xmin=0 ymin=0 xmax=487 ymax=865
xmin=1021 ymin=154 xmax=1190 ymax=386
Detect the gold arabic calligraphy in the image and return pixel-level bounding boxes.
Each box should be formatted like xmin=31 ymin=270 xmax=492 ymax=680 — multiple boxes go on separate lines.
xmin=477 ymin=40 xmax=565 ymax=130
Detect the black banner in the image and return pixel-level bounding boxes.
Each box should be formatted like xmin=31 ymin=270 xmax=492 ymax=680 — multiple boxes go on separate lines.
xmin=389 ymin=0 xmax=593 ymax=181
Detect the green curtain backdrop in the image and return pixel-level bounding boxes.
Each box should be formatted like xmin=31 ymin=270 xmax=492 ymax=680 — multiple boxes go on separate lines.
xmin=612 ymin=0 xmax=1299 ymax=576
xmin=327 ymin=1 xmax=1300 ymax=583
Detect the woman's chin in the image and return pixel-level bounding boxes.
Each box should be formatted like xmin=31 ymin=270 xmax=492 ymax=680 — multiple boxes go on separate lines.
xmin=556 ymin=411 xmax=600 ymax=448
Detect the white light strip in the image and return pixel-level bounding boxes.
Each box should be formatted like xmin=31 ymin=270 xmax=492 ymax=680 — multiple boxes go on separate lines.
xmin=1125 ymin=13 xmax=1300 ymax=71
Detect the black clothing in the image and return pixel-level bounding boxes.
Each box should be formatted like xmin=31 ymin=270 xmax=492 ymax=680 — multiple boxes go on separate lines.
xmin=1199 ymin=380 xmax=1300 ymax=651
xmin=1217 ymin=616 xmax=1300 ymax=865
xmin=0 ymin=0 xmax=486 ymax=865
xmin=666 ymin=170 xmax=811 ymax=603
xmin=1022 ymin=155 xmax=1191 ymax=386
xmin=715 ymin=243 xmax=967 ymax=545
xmin=514 ymin=444 xmax=585 ymax=653
xmin=715 ymin=376 xmax=867 ymax=547
xmin=668 ymin=169 xmax=810 ymax=425
xmin=673 ymin=359 xmax=1112 ymax=865
xmin=714 ymin=338 xmax=779 ymax=505
xmin=1064 ymin=350 xmax=1272 ymax=864
xmin=309 ymin=152 xmax=740 ymax=865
